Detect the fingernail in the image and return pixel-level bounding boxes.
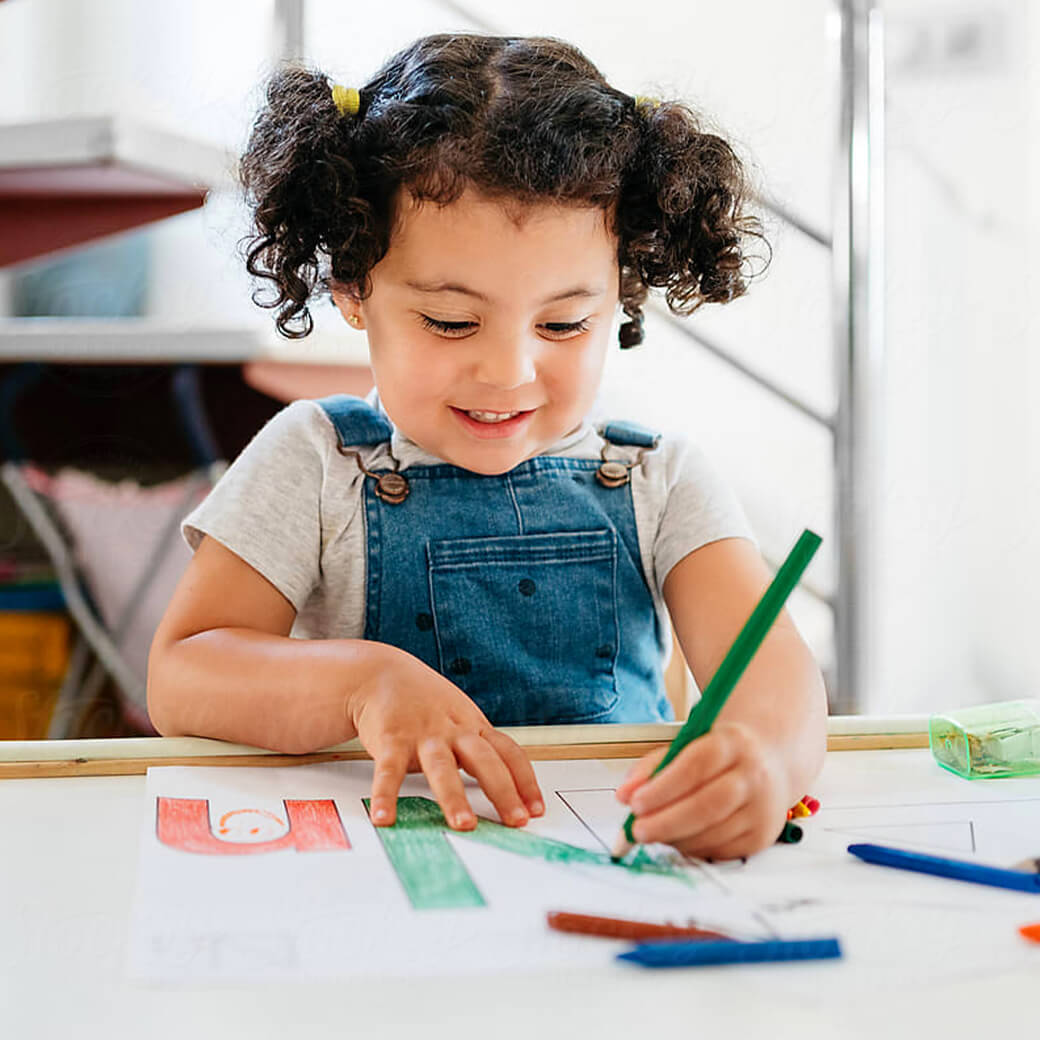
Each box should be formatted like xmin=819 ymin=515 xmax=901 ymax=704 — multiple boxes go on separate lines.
xmin=373 ymin=808 xmax=389 ymax=823
xmin=453 ymin=813 xmax=474 ymax=829
xmin=530 ymin=800 xmax=544 ymax=815
xmin=510 ymin=808 xmax=528 ymax=825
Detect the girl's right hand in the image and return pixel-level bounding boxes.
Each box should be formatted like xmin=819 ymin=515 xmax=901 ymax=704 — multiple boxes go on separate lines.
xmin=346 ymin=645 xmax=545 ymax=831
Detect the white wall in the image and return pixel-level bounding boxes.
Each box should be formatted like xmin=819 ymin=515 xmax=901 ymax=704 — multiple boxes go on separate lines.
xmin=876 ymin=0 xmax=1038 ymax=710
xmin=1 ymin=0 xmax=1036 ymax=713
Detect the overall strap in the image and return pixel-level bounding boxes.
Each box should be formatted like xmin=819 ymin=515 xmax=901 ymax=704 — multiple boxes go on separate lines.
xmin=314 ymin=394 xmax=393 ymax=448
xmin=601 ymin=420 xmax=661 ymax=450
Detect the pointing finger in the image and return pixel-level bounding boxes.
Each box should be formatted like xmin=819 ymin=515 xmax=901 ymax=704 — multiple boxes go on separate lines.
xmin=368 ymin=744 xmax=409 ymax=825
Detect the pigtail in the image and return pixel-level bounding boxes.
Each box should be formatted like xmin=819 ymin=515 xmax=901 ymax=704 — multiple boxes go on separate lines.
xmin=618 ymin=268 xmax=648 ymax=348
xmin=239 ymin=66 xmax=380 ymax=338
xmin=616 ymin=100 xmax=769 ymax=346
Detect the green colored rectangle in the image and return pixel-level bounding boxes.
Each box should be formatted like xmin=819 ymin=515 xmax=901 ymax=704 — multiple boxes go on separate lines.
xmin=364 ymin=797 xmax=485 ymax=910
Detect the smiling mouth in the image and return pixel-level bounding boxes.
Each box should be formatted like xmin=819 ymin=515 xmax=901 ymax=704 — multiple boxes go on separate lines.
xmin=462 ymin=409 xmax=522 ymax=424
xmin=449 ymin=406 xmax=536 ymax=436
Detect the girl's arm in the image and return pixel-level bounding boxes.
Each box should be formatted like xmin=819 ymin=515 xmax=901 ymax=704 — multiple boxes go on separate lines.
xmin=148 ymin=535 xmax=543 ymax=829
xmin=615 ymin=537 xmax=828 ymax=858
xmin=148 ymin=534 xmax=357 ymax=753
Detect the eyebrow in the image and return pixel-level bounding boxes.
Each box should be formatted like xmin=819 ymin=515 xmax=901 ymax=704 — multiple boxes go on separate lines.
xmin=404 ymin=280 xmax=605 ymax=305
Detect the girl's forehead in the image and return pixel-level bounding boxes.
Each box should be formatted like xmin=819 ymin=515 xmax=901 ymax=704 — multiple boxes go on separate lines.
xmin=395 ymin=188 xmax=613 ymax=243
xmin=384 ymin=188 xmax=618 ymax=281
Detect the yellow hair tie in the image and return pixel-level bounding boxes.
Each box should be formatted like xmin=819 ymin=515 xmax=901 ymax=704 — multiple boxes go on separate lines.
xmin=331 ymin=84 xmax=361 ymax=117
xmin=634 ymin=94 xmax=661 ymax=109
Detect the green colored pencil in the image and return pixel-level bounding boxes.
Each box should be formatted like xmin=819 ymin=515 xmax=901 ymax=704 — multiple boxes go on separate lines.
xmin=610 ymin=528 xmax=822 ymax=861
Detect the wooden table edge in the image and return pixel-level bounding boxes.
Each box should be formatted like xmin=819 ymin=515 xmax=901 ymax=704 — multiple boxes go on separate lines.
xmin=0 ymin=732 xmax=929 ymax=779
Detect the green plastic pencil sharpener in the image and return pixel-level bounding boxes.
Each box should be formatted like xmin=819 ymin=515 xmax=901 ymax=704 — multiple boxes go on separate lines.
xmin=929 ymin=700 xmax=1040 ymax=779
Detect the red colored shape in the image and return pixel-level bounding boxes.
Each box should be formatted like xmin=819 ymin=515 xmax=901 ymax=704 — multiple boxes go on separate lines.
xmin=1019 ymin=922 xmax=1040 ymax=944
xmin=156 ymin=797 xmax=350 ymax=855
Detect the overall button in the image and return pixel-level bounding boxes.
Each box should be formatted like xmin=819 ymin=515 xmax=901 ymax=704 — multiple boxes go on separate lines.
xmin=595 ymin=644 xmax=614 ymax=659
xmin=517 ymin=578 xmax=536 ymax=597
xmin=374 ymin=472 xmax=409 ymax=504
xmin=414 ymin=612 xmax=434 ymax=631
xmin=449 ymin=657 xmax=472 ymax=676
xmin=596 ymin=460 xmax=630 ymax=488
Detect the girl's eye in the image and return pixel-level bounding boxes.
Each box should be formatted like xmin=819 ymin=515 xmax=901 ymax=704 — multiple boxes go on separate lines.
xmin=539 ymin=318 xmax=591 ymax=339
xmin=419 ymin=315 xmax=477 ymax=336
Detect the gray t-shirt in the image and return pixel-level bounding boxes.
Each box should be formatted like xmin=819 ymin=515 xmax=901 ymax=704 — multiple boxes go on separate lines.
xmin=183 ymin=395 xmax=754 ymax=658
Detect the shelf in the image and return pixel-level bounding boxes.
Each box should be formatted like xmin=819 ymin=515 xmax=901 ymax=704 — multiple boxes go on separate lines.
xmin=0 ymin=116 xmax=232 ymax=267
xmin=0 ymin=318 xmax=371 ymax=366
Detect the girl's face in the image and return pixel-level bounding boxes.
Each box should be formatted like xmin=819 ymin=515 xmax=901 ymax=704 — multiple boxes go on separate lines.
xmin=334 ymin=188 xmax=619 ymax=474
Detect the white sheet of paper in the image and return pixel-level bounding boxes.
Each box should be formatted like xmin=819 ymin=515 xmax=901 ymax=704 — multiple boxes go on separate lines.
xmin=128 ymin=759 xmax=769 ymax=982
xmin=128 ymin=751 xmax=1040 ymax=989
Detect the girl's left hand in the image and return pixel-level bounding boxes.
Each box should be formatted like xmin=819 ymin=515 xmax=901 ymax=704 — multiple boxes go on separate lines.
xmin=614 ymin=720 xmax=791 ymax=860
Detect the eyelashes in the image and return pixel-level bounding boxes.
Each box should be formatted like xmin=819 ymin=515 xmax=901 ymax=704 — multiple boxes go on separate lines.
xmin=418 ymin=315 xmax=592 ymax=339
xmin=419 ymin=315 xmax=475 ymax=335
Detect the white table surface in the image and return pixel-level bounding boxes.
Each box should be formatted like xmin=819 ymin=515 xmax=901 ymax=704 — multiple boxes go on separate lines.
xmin=2 ymin=745 xmax=1038 ymax=1040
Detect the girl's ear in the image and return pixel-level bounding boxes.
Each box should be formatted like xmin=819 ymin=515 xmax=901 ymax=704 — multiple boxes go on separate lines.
xmin=330 ymin=286 xmax=365 ymax=329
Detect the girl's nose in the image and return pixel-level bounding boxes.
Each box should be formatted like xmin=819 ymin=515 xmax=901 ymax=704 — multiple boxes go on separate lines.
xmin=473 ymin=339 xmax=537 ymax=390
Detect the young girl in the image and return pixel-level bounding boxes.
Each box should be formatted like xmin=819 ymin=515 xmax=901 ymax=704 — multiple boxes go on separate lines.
xmin=148 ymin=33 xmax=827 ymax=859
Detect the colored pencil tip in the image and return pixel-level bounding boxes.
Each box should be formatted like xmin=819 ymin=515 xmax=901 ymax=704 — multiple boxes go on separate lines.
xmin=610 ymin=833 xmax=633 ymax=862
xmin=1019 ymin=922 xmax=1040 ymax=944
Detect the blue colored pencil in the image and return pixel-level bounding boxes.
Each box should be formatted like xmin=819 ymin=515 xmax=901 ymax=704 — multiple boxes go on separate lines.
xmin=848 ymin=843 xmax=1040 ymax=893
xmin=618 ymin=937 xmax=842 ymax=968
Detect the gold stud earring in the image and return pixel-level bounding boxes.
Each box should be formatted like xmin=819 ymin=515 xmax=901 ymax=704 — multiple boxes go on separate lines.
xmin=348 ymin=314 xmax=361 ymax=328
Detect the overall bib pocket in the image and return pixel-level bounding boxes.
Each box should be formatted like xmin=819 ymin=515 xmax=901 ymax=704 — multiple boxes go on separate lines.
xmin=427 ymin=528 xmax=621 ymax=725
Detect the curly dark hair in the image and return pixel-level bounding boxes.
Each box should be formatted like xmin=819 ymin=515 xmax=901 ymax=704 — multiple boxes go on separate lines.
xmin=240 ymin=33 xmax=768 ymax=345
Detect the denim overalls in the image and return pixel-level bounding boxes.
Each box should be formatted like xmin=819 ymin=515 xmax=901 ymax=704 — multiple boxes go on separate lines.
xmin=318 ymin=395 xmax=673 ymax=726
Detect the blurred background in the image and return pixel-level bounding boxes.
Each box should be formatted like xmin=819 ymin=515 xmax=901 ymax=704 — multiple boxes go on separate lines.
xmin=0 ymin=0 xmax=1036 ymax=739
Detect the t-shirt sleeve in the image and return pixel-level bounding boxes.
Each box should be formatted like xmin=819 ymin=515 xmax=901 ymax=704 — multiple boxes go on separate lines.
xmin=182 ymin=400 xmax=330 ymax=612
xmin=652 ymin=438 xmax=756 ymax=595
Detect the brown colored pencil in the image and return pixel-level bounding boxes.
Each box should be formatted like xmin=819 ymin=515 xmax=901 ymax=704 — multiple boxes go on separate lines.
xmin=546 ymin=911 xmax=732 ymax=942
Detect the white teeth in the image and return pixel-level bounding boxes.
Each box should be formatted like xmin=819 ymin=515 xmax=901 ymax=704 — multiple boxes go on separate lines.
xmin=466 ymin=410 xmax=520 ymax=423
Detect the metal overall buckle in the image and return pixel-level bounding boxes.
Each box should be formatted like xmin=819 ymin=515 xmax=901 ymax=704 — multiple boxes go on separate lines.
xmin=595 ymin=440 xmax=655 ymax=489
xmin=337 ymin=444 xmax=410 ymax=504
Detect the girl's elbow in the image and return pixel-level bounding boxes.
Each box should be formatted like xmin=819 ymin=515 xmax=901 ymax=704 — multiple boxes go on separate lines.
xmin=146 ymin=639 xmax=180 ymax=736
xmin=145 ymin=679 xmax=174 ymax=736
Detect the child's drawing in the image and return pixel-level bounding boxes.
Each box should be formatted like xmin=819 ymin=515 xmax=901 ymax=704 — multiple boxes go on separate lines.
xmin=366 ymin=796 xmax=689 ymax=910
xmin=823 ymin=818 xmax=977 ymax=854
xmin=156 ymin=796 xmax=350 ymax=855
xmin=215 ymin=808 xmax=289 ymax=844
xmin=129 ymin=762 xmax=769 ymax=981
